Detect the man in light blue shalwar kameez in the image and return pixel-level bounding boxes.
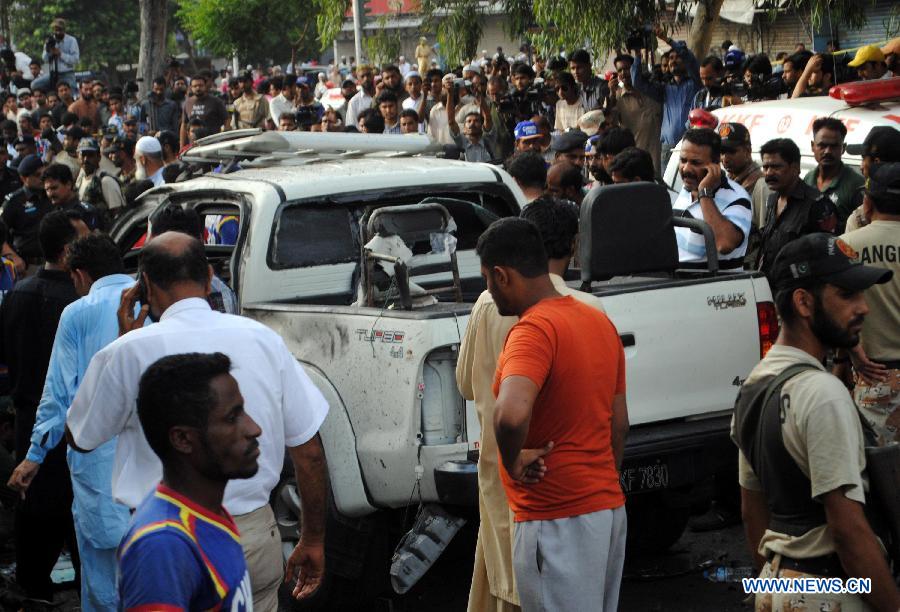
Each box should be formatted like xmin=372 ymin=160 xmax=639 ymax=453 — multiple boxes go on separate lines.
xmin=12 ymin=237 xmax=135 ymax=610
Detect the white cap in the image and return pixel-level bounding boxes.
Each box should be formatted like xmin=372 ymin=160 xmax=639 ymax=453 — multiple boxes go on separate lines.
xmin=135 ymin=135 xmax=162 ymax=155
xmin=463 ymin=64 xmax=480 ymax=73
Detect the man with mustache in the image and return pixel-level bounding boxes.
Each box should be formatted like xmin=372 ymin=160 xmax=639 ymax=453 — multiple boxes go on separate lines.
xmin=672 ymin=127 xmax=752 ymax=271
xmin=803 ymin=117 xmax=864 ymax=232
xmin=733 ymin=233 xmax=897 ymax=612
xmin=757 ymin=138 xmax=837 ymax=278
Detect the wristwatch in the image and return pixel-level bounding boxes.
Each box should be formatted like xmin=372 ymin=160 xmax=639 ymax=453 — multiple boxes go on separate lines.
xmin=698 ymin=187 xmax=716 ymax=200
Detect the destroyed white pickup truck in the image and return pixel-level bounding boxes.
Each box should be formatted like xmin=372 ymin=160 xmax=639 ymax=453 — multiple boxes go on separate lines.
xmin=111 ymin=131 xmax=776 ymax=608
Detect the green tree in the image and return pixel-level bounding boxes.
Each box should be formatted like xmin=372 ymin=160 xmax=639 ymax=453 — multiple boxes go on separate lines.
xmin=176 ymin=0 xmax=319 ymax=66
xmin=10 ymin=0 xmax=141 ymax=75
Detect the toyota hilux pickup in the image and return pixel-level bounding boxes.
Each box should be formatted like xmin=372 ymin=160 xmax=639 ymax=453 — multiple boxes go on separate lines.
xmin=111 ymin=131 xmax=776 ymax=607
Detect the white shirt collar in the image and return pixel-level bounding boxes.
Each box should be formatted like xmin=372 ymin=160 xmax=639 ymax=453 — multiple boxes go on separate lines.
xmin=149 ymin=166 xmax=164 ymax=187
xmin=159 ymin=296 xmax=211 ymax=322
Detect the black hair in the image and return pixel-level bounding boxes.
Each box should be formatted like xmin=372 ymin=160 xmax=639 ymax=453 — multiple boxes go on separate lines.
xmin=774 ymin=283 xmax=824 ymax=326
xmin=760 ymin=138 xmax=801 ymax=165
xmin=475 ymin=217 xmax=548 ymax=278
xmin=42 ymin=162 xmax=74 ymax=184
xmin=425 ymin=68 xmax=443 ymax=81
xmin=152 ymin=76 xmax=167 ymax=87
xmin=745 ymin=54 xmax=772 ymax=77
xmin=598 ymin=127 xmax=636 ymax=156
xmin=360 ymin=110 xmax=385 ymax=134
xmin=868 ymin=163 xmax=900 ymax=215
xmin=279 ymin=112 xmax=296 ymax=125
xmin=556 ymin=72 xmax=576 ymax=89
xmin=124 ymin=179 xmax=154 ymax=206
xmin=464 ymin=111 xmax=483 ymax=124
xmin=569 ymin=49 xmax=591 ymax=65
xmin=66 ymin=233 xmax=124 ymax=280
xmin=376 ymin=90 xmax=398 ymax=105
xmin=381 ymin=64 xmax=400 ymax=75
xmin=613 ymin=55 xmax=634 ymax=68
xmin=608 ymin=147 xmax=655 ymax=182
xmin=156 ymin=130 xmax=178 ymax=153
xmin=400 ymin=109 xmax=419 ymax=122
xmin=512 ymin=63 xmax=535 ymax=79
xmin=0 ymin=220 xmax=8 ymax=246
xmin=39 ymin=209 xmax=78 ymax=263
xmin=137 ymin=352 xmax=232 ymax=461
xmin=140 ymin=234 xmax=209 ymax=291
xmin=188 ymin=117 xmax=205 ymax=128
xmin=61 ymin=112 xmax=77 ymax=126
xmin=700 ymin=56 xmax=724 ymax=72
xmin=0 ymin=119 xmax=16 ymax=132
xmin=505 ymin=151 xmax=547 ymax=190
xmin=811 ymin=117 xmax=847 ymax=139
xmin=682 ymin=128 xmax=722 ymax=163
xmin=786 ymin=51 xmax=812 ymax=72
xmin=270 ymin=76 xmax=284 ymax=90
xmin=149 ymin=204 xmax=203 ymax=240
xmin=519 ymin=196 xmax=579 ymax=260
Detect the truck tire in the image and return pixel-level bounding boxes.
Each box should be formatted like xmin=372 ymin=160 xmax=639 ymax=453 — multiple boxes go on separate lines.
xmin=625 ymin=491 xmax=690 ymax=553
xmin=274 ymin=478 xmax=390 ymax=610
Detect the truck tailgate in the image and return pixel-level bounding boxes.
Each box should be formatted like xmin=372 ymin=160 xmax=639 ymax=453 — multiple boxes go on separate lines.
xmin=599 ymin=275 xmax=763 ymax=426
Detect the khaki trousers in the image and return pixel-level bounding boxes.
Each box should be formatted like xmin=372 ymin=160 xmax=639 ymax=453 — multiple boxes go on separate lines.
xmin=234 ymin=504 xmax=282 ymax=612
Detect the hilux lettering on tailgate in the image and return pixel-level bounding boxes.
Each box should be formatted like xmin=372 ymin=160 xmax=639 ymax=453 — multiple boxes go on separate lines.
xmin=356 ymin=329 xmax=405 ymax=343
xmin=707 ymin=292 xmax=747 ymax=311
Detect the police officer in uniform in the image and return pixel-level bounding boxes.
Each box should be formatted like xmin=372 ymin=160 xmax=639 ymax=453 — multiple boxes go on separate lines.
xmin=756 ymin=138 xmax=837 ymax=277
xmin=840 ymin=162 xmax=900 ymax=446
xmin=1 ymin=155 xmax=51 ymax=274
xmin=734 ymin=233 xmax=898 ymax=612
xmin=74 ymin=138 xmax=125 ymax=226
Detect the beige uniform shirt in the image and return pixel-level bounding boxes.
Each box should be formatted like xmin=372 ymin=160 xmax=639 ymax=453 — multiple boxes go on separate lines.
xmin=52 ymin=150 xmax=80 ymax=177
xmin=731 ymin=345 xmax=867 ymax=559
xmin=456 ymin=274 xmax=603 ymax=606
xmin=234 ymin=92 xmax=270 ymax=129
xmin=840 ymin=220 xmax=900 ymax=362
xmin=75 ymin=169 xmax=126 ymax=211
xmin=615 ymin=88 xmax=662 ymax=173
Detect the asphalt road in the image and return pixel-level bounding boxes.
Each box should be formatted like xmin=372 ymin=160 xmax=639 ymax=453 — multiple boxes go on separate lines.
xmin=393 ymin=521 xmax=754 ymax=612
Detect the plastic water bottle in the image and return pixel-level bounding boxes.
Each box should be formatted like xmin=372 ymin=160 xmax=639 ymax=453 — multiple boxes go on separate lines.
xmin=703 ymin=565 xmax=755 ymax=583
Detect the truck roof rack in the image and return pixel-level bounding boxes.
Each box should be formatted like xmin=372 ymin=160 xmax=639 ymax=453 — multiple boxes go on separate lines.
xmin=181 ymin=131 xmax=446 ymax=166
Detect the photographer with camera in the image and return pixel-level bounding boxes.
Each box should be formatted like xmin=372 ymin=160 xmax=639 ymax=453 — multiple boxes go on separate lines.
xmin=446 ymin=76 xmax=495 ymax=162
xmin=501 ymin=63 xmax=547 ymax=125
xmin=33 ymin=19 xmax=78 ymax=93
xmin=691 ymin=56 xmax=733 ymax=111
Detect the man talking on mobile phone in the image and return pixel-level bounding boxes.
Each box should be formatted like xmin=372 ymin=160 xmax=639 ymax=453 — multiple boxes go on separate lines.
xmin=672 ymin=127 xmax=753 ymax=271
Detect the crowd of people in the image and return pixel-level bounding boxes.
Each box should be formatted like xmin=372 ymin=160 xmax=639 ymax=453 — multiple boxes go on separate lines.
xmin=0 ymin=10 xmax=895 ymax=612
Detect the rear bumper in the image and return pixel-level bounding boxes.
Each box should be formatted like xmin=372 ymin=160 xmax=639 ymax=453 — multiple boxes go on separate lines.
xmin=621 ymin=414 xmax=734 ymax=495
xmin=432 ymin=414 xmax=734 ymax=505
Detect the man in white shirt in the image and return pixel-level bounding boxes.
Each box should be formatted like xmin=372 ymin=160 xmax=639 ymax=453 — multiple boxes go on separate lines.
xmin=673 ymin=127 xmax=752 ymax=271
xmin=270 ymin=75 xmax=298 ymax=124
xmin=345 ymin=65 xmax=375 ymax=128
xmin=65 ymin=233 xmax=330 ymax=611
xmin=134 ymin=136 xmax=165 ymax=187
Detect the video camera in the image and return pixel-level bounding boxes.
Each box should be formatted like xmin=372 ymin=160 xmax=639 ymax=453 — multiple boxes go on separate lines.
xmin=496 ymin=84 xmax=552 ymax=121
xmin=726 ymin=74 xmax=787 ymax=102
xmin=45 ymin=34 xmax=57 ymax=52
xmin=626 ymin=26 xmax=654 ymax=52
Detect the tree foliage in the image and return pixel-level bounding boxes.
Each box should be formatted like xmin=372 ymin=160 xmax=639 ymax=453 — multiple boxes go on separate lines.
xmin=176 ymin=0 xmax=319 ymax=65
xmin=420 ymin=0 xmax=483 ymax=66
xmin=10 ymin=0 xmax=141 ymax=72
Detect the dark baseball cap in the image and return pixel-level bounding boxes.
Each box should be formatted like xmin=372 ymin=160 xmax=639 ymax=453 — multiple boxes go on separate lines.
xmin=717 ymin=122 xmax=751 ymax=151
xmin=16 ymin=154 xmax=43 ymax=177
xmin=846 ymin=126 xmax=900 ymax=157
xmin=771 ymin=233 xmax=892 ymax=293
xmin=867 ymin=162 xmax=900 ymax=200
xmin=551 ymin=130 xmax=587 ymax=152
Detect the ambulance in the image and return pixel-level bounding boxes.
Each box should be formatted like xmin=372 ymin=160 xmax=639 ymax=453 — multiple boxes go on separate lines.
xmin=663 ymin=77 xmax=900 ymax=193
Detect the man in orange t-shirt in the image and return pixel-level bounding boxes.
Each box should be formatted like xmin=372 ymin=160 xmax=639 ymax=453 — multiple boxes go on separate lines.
xmin=476 ymin=217 xmax=629 ymax=611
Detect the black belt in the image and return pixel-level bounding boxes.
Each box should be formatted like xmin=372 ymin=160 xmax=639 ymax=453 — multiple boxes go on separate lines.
xmin=767 ymin=552 xmax=847 ymax=578
xmin=873 ymin=360 xmax=900 ymax=370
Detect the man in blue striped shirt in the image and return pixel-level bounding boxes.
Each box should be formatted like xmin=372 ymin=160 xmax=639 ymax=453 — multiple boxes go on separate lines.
xmin=672 ymin=128 xmax=752 ymax=271
xmin=8 ymin=234 xmax=134 ymax=610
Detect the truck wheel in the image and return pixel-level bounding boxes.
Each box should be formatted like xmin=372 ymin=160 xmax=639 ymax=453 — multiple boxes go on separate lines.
xmin=274 ymin=478 xmax=390 ymax=610
xmin=625 ymin=492 xmax=690 ymax=553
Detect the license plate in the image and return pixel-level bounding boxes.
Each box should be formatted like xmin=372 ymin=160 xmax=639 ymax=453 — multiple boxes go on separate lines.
xmin=619 ymin=460 xmax=670 ymax=493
